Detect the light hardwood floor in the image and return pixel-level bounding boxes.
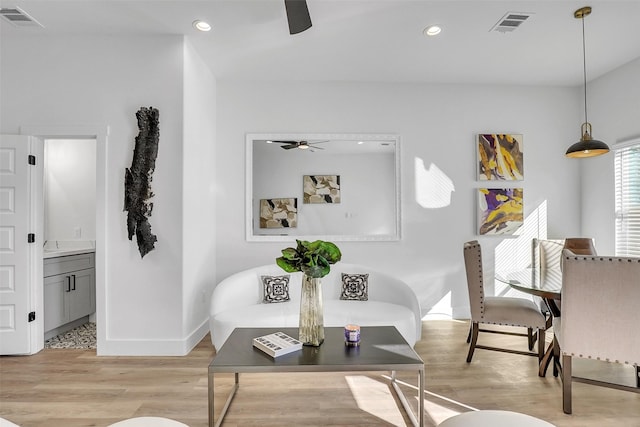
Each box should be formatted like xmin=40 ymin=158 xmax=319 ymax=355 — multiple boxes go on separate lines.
xmin=1 ymin=319 xmax=639 ymax=426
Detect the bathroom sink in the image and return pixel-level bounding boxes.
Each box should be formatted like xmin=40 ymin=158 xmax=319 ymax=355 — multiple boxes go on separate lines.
xmin=43 ymin=240 xmax=95 ymax=258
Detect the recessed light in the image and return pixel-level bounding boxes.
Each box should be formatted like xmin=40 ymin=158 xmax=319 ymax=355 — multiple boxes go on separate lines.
xmin=193 ymin=20 xmax=211 ymax=32
xmin=423 ymin=25 xmax=442 ymax=36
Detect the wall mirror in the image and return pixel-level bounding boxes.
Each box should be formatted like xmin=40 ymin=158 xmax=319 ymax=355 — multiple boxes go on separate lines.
xmin=246 ymin=133 xmax=401 ymax=242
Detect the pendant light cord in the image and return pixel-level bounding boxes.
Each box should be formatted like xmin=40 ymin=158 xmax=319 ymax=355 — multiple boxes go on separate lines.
xmin=582 ymin=15 xmax=588 ymax=125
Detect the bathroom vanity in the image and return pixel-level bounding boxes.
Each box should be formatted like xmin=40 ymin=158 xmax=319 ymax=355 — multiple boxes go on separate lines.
xmin=43 ymin=241 xmax=96 ymax=340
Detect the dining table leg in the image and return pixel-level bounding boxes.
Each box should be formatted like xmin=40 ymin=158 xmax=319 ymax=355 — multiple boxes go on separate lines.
xmin=552 ymin=335 xmax=561 ymax=377
xmin=538 ymin=341 xmax=554 ymax=377
xmin=537 ymin=297 xmax=562 ymax=377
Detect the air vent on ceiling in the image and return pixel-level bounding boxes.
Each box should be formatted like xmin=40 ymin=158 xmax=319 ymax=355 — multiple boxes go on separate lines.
xmin=490 ymin=12 xmax=533 ymax=33
xmin=0 ymin=6 xmax=44 ymax=28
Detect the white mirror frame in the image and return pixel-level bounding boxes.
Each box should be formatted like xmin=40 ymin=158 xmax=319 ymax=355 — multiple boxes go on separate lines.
xmin=246 ymin=133 xmax=401 ymax=242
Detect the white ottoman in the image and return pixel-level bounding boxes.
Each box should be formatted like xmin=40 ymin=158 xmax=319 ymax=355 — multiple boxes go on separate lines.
xmin=439 ymin=410 xmax=555 ymax=427
xmin=0 ymin=418 xmax=21 ymax=427
xmin=108 ymin=417 xmax=189 ymax=427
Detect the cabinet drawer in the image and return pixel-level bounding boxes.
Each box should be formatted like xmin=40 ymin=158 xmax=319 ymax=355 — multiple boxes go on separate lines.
xmin=44 ymin=253 xmax=95 ymax=277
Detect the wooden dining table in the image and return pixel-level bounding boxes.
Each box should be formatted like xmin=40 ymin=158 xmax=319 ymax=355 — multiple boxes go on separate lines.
xmin=495 ymin=268 xmax=563 ymax=377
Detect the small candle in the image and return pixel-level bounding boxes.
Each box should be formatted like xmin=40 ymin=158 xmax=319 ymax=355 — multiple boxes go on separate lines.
xmin=344 ymin=324 xmax=361 ymax=346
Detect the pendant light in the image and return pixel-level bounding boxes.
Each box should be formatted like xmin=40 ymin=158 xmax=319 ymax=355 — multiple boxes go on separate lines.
xmin=565 ymin=6 xmax=609 ymax=158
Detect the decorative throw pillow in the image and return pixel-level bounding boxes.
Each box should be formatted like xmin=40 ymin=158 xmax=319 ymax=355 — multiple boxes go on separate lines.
xmin=261 ymin=275 xmax=290 ymax=303
xmin=340 ymin=273 xmax=369 ymax=301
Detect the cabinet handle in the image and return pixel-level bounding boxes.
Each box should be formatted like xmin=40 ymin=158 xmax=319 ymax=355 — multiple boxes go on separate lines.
xmin=71 ymin=274 xmax=76 ymax=291
xmin=65 ymin=276 xmax=71 ymax=292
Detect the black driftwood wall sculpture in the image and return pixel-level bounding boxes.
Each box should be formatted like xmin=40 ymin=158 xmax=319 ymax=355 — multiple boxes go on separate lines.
xmin=124 ymin=106 xmax=159 ymax=258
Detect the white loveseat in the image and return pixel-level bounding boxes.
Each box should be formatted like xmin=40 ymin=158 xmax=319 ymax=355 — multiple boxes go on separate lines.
xmin=209 ymin=263 xmax=422 ymax=350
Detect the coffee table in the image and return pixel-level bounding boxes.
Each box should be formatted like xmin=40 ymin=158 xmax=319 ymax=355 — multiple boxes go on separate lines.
xmin=208 ymin=326 xmax=425 ymax=427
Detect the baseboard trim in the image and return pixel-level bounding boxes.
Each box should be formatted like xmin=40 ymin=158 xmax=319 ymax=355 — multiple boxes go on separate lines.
xmin=183 ymin=318 xmax=210 ymax=354
xmin=97 ymin=318 xmax=209 ymax=356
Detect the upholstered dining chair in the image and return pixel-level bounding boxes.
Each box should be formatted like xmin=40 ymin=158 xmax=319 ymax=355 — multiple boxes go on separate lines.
xmin=557 ymin=249 xmax=640 ymax=414
xmin=463 ymin=241 xmax=547 ymax=363
xmin=531 ymin=238 xmax=564 ymax=321
xmin=562 ymin=237 xmax=597 ymax=255
xmin=532 ymin=238 xmax=565 ymax=270
xmin=561 ymin=238 xmax=596 ymax=271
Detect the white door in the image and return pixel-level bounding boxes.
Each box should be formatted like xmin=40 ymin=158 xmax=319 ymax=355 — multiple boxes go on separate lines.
xmin=0 ymin=135 xmax=43 ymax=355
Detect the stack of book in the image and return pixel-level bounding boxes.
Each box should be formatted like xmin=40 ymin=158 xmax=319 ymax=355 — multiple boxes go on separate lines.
xmin=252 ymin=332 xmax=302 ymax=357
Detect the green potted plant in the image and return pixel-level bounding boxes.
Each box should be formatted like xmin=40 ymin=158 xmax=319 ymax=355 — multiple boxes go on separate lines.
xmin=276 ymin=239 xmax=342 ymax=278
xmin=276 ymin=240 xmax=342 ymax=346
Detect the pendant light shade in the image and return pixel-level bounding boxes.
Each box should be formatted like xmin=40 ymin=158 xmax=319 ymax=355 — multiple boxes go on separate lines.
xmin=566 ymin=123 xmax=610 ymax=158
xmin=565 ymin=6 xmax=609 ymax=158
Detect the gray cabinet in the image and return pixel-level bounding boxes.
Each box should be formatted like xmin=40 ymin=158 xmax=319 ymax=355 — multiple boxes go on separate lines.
xmin=44 ymin=253 xmax=95 ymax=334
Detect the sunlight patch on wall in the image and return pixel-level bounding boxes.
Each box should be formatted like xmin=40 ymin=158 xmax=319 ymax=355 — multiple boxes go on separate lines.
xmin=415 ymin=158 xmax=454 ymax=209
xmin=425 ymin=291 xmax=452 ymax=319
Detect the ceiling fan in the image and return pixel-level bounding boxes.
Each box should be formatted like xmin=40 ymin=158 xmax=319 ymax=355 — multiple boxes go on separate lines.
xmin=270 ymin=140 xmax=327 ymax=151
xmin=284 ymin=0 xmax=312 ymax=34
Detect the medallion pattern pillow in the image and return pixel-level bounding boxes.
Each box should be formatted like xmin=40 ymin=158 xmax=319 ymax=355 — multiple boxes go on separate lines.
xmin=261 ymin=275 xmax=290 ymax=303
xmin=340 ymin=273 xmax=369 ymax=301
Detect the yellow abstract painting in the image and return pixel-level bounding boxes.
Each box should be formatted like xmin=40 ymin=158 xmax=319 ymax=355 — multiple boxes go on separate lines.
xmin=478 ymin=188 xmax=523 ymax=235
xmin=478 ymin=134 xmax=524 ymax=181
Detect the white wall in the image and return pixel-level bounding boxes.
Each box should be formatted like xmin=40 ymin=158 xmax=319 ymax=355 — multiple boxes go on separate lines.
xmin=580 ymin=58 xmax=640 ymax=254
xmin=44 ymin=138 xmax=96 ymax=241
xmin=1 ymin=34 xmax=215 ymax=355
xmin=182 ymin=39 xmax=217 ymax=344
xmin=215 ymin=80 xmax=584 ymax=318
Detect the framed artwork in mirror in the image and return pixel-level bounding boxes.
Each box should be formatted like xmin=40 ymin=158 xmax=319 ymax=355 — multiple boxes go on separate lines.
xmin=259 ymin=198 xmax=298 ymax=229
xmin=303 ymin=175 xmax=340 ymax=204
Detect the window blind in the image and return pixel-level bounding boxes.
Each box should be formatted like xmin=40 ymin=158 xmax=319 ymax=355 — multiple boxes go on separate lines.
xmin=615 ymin=141 xmax=640 ymax=256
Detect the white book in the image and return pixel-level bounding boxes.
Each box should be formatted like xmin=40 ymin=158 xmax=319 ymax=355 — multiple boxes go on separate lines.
xmin=252 ymin=331 xmax=303 ymax=358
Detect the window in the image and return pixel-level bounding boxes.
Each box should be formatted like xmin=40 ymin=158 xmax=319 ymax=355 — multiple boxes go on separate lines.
xmin=614 ymin=140 xmax=640 ymax=256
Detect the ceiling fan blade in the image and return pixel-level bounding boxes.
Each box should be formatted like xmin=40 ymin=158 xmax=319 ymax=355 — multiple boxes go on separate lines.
xmin=270 ymin=140 xmax=299 ymax=149
xmin=284 ymin=0 xmax=312 ymax=35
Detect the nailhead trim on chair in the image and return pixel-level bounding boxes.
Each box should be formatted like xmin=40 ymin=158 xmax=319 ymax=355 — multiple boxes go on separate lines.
xmin=563 ymin=255 xmax=640 ymax=264
xmin=478 ymin=249 xmax=484 ymax=316
xmin=464 ymin=242 xmax=485 ymax=316
xmin=565 ymin=353 xmax=634 ymax=365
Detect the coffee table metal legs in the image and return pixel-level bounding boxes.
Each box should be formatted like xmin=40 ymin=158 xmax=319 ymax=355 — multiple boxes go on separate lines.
xmin=390 ymin=370 xmax=424 ymax=427
xmin=209 ymin=372 xmax=239 ymax=427
xmin=209 ymin=370 xmax=424 ymax=427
